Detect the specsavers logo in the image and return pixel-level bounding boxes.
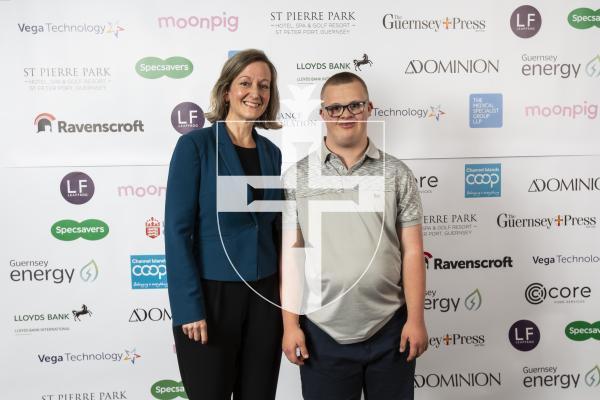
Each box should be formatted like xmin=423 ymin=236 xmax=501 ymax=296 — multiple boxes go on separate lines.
xmin=151 ymin=380 xmax=188 ymax=399
xmin=135 ymin=57 xmax=193 ymax=79
xmin=51 ymin=219 xmax=109 ymax=241
xmin=568 ymin=8 xmax=600 ymax=29
xmin=565 ymin=321 xmax=600 ymax=341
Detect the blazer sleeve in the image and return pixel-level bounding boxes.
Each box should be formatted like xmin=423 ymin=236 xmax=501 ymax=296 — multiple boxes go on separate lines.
xmin=165 ymin=134 xmax=206 ymax=326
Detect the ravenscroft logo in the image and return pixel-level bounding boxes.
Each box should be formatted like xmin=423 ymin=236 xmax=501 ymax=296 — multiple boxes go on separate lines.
xmin=51 ymin=219 xmax=109 ymax=241
xmin=424 ymin=252 xmax=513 ymax=271
xmin=510 ymin=5 xmax=542 ymax=38
xmin=130 ymin=255 xmax=167 ymax=289
xmin=470 ymin=94 xmax=502 ymax=128
xmin=565 ymin=321 xmax=600 ymax=341
xmin=509 ymin=320 xmax=540 ymax=351
xmin=405 ymin=59 xmax=499 ymax=74
xmin=465 ymin=164 xmax=501 ymax=198
xmin=17 ymin=21 xmax=124 ymax=37
xmin=568 ymin=8 xmax=600 ymax=29
xmin=524 ymin=102 xmax=598 ymax=119
xmin=32 ymin=113 xmax=145 ymax=134
xmin=414 ymin=371 xmax=501 ymax=388
xmin=525 ymin=282 xmax=591 ymax=305
xmin=529 ymin=177 xmax=600 ymax=192
xmin=171 ymin=102 xmax=205 ymax=134
xmin=135 ymin=57 xmax=193 ymax=79
xmin=60 ymin=172 xmax=94 ymax=204
xmin=382 ymin=14 xmax=486 ymax=32
xmin=158 ymin=13 xmax=238 ymax=31
xmin=35 ymin=113 xmax=55 ymax=133
xmin=151 ymin=380 xmax=188 ymax=400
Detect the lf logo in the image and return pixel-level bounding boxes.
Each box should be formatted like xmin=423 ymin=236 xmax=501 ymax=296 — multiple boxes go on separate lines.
xmin=60 ymin=172 xmax=95 ymax=204
xmin=510 ymin=5 xmax=542 ymax=38
xmin=509 ymin=319 xmax=540 ymax=351
xmin=171 ymin=102 xmax=205 ymax=134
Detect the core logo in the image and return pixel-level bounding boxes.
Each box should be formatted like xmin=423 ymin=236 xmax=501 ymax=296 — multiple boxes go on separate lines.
xmin=525 ymin=282 xmax=591 ymax=305
xmin=60 ymin=172 xmax=94 ymax=204
xmin=465 ymin=164 xmax=501 ymax=198
xmin=130 ymin=255 xmax=167 ymax=289
xmin=568 ymin=8 xmax=600 ymax=29
xmin=565 ymin=321 xmax=600 ymax=341
xmin=151 ymin=380 xmax=188 ymax=400
xmin=510 ymin=5 xmax=542 ymax=38
xmin=135 ymin=57 xmax=193 ymax=79
xmin=51 ymin=219 xmax=109 ymax=241
xmin=509 ymin=320 xmax=540 ymax=351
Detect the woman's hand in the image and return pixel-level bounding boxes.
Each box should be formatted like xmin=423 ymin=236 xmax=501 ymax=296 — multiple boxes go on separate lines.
xmin=182 ymin=320 xmax=208 ymax=344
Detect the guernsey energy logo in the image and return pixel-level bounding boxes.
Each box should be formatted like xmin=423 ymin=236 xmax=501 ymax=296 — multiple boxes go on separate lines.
xmin=135 ymin=57 xmax=193 ymax=79
xmin=565 ymin=321 xmax=600 ymax=341
xmin=151 ymin=380 xmax=188 ymax=399
xmin=51 ymin=219 xmax=109 ymax=241
xmin=568 ymin=8 xmax=600 ymax=29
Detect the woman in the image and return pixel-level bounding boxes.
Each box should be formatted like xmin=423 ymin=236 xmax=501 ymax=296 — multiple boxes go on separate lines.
xmin=165 ymin=49 xmax=283 ymax=400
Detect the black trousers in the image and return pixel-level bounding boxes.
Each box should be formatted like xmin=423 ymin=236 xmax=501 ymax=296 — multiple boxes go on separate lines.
xmin=173 ymin=274 xmax=283 ymax=400
xmin=300 ymin=306 xmax=415 ymax=400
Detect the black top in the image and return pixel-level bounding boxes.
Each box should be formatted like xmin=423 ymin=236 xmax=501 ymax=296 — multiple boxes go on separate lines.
xmin=234 ymin=144 xmax=264 ymax=202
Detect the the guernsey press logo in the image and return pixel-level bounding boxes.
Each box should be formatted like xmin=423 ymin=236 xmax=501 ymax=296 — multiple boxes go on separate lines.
xmin=33 ymin=113 xmax=144 ymax=134
xmin=51 ymin=219 xmax=109 ymax=241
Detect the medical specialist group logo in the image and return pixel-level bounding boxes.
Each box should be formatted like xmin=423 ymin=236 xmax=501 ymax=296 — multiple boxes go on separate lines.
xmin=465 ymin=164 xmax=501 ymax=198
xmin=381 ymin=14 xmax=486 ymax=32
xmin=158 ymin=13 xmax=238 ymax=32
xmin=37 ymin=348 xmax=140 ymax=365
xmin=509 ymin=320 xmax=540 ymax=351
xmin=425 ymin=288 xmax=482 ymax=313
xmin=135 ymin=57 xmax=193 ymax=79
xmin=424 ymin=252 xmax=513 ymax=271
xmin=171 ymin=102 xmax=205 ymax=134
xmin=428 ymin=332 xmax=485 ymax=350
xmin=568 ymin=8 xmax=600 ymax=29
xmin=469 ymin=94 xmax=502 ymax=128
xmin=33 ymin=113 xmax=145 ymax=134
xmin=51 ymin=219 xmax=109 ymax=241
xmin=269 ymin=10 xmax=357 ymax=36
xmin=525 ymin=282 xmax=592 ymax=305
xmin=528 ymin=177 xmax=600 ymax=192
xmin=151 ymin=380 xmax=188 ymax=400
xmin=130 ymin=255 xmax=167 ymax=289
xmin=497 ymin=213 xmax=597 ymax=229
xmin=60 ymin=172 xmax=94 ymax=204
xmin=522 ymin=365 xmax=600 ymax=389
xmin=405 ymin=58 xmax=499 ymax=74
xmin=17 ymin=21 xmax=124 ymax=37
xmin=565 ymin=321 xmax=600 ymax=341
xmin=510 ymin=5 xmax=542 ymax=38
xmin=423 ymin=213 xmax=479 ymax=237
xmin=9 ymin=259 xmax=99 ymax=284
xmin=24 ymin=65 xmax=112 ymax=92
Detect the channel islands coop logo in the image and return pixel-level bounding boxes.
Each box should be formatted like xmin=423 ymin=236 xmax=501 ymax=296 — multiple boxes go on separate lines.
xmin=51 ymin=219 xmax=109 ymax=241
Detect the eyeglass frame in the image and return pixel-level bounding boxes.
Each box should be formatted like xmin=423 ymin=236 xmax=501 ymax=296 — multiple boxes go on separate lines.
xmin=321 ymin=99 xmax=370 ymax=118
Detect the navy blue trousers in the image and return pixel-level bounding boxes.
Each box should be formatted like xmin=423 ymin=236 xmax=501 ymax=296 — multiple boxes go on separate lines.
xmin=300 ymin=306 xmax=415 ymax=400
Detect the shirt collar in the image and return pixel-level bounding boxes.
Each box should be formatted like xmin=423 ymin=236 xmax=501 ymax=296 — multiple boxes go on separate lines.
xmin=320 ymin=137 xmax=380 ymax=166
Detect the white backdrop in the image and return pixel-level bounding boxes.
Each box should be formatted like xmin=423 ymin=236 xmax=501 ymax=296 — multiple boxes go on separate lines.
xmin=1 ymin=0 xmax=599 ymax=399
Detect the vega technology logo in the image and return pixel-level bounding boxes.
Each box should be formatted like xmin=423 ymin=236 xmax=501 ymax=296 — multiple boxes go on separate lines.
xmin=51 ymin=219 xmax=109 ymax=241
xmin=568 ymin=8 xmax=600 ymax=29
xmin=465 ymin=164 xmax=501 ymax=198
xmin=130 ymin=255 xmax=167 ymax=289
xmin=470 ymin=94 xmax=502 ymax=128
xmin=17 ymin=21 xmax=124 ymax=37
xmin=135 ymin=57 xmax=193 ymax=79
